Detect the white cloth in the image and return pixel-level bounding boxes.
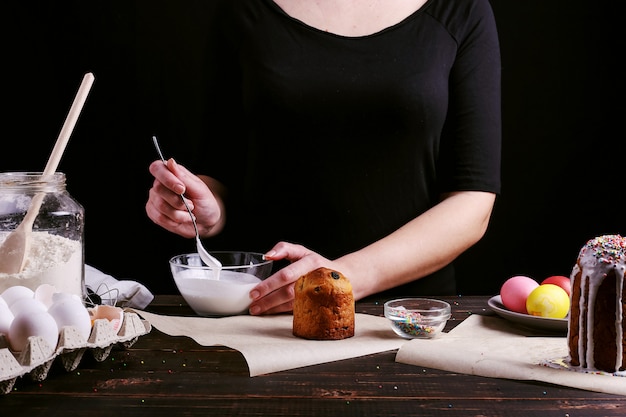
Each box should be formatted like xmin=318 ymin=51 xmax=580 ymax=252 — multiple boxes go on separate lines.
xmin=85 ymin=265 xmax=154 ymax=309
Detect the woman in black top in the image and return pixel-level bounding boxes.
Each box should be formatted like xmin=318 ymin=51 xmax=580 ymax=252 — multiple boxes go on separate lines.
xmin=146 ymin=0 xmax=502 ymax=315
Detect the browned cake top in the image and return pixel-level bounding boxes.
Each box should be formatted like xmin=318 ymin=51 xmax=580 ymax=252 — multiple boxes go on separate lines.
xmin=295 ymin=267 xmax=353 ymax=298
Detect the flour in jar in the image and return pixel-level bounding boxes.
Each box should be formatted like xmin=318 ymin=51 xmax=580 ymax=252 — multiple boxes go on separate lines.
xmin=0 ymin=232 xmax=83 ymax=297
xmin=173 ymin=269 xmax=262 ymax=316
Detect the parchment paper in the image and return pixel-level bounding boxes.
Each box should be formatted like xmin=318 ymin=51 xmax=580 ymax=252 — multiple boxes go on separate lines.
xmin=135 ymin=310 xmax=404 ymax=376
xmin=396 ymin=314 xmax=626 ymax=396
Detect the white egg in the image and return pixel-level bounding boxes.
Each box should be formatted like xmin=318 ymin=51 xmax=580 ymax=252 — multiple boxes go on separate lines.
xmin=9 ymin=311 xmax=59 ymax=352
xmin=0 ymin=301 xmax=14 ymax=335
xmin=9 ymin=297 xmax=47 ymax=316
xmin=1 ymin=285 xmax=35 ymax=307
xmin=34 ymin=284 xmax=59 ymax=308
xmin=51 ymin=291 xmax=82 ymax=304
xmin=48 ymin=297 xmax=92 ymax=341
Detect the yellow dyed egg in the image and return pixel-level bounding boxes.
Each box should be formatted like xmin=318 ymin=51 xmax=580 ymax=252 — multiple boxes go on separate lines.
xmin=525 ymin=284 xmax=570 ymax=318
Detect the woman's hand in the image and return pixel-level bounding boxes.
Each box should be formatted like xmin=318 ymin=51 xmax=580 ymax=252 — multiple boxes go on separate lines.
xmin=146 ymin=158 xmax=225 ymax=238
xmin=248 ymin=242 xmax=337 ymax=315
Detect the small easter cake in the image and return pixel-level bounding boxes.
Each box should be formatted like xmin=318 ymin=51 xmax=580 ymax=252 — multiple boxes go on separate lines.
xmin=292 ymin=267 xmax=355 ymax=340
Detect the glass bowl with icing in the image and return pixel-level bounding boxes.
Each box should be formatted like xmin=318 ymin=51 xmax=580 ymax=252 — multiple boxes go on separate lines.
xmin=169 ymin=252 xmax=273 ymax=316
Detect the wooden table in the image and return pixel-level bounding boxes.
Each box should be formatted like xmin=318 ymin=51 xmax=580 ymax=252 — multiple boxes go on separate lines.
xmin=2 ymin=295 xmax=624 ymax=416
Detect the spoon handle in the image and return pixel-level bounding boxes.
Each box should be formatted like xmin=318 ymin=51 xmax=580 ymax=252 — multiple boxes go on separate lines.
xmin=151 ymin=136 xmax=222 ymax=272
xmin=152 ymin=135 xmax=168 ymax=165
xmin=44 ymin=73 xmax=95 ymax=176
xmin=25 ymin=74 xmax=96 ymax=230
xmin=151 ymin=136 xmax=200 ymax=237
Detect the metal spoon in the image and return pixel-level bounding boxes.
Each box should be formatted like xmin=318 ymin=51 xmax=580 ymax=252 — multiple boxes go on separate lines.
xmin=152 ymin=136 xmax=222 ymax=279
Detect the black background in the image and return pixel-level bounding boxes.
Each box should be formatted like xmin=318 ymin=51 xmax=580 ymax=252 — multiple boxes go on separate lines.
xmin=2 ymin=1 xmax=623 ymax=296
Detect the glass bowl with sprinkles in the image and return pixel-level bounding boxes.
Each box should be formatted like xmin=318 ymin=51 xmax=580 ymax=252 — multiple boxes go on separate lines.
xmin=384 ymin=298 xmax=451 ymax=339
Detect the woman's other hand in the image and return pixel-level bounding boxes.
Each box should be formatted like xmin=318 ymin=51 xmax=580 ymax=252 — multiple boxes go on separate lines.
xmin=248 ymin=242 xmax=336 ymax=315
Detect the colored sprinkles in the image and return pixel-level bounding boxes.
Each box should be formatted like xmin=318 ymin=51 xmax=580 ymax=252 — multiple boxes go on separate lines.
xmin=583 ymin=234 xmax=626 ymax=264
xmin=391 ymin=309 xmax=436 ymax=337
xmin=385 ymin=298 xmax=451 ymax=339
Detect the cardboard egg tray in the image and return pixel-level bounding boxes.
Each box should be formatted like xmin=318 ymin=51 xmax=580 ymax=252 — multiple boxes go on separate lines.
xmin=0 ymin=310 xmax=151 ymax=394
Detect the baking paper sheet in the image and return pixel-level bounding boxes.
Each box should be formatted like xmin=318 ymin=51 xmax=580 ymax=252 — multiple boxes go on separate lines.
xmin=135 ymin=311 xmax=404 ymax=376
xmin=396 ymin=314 xmax=626 ymax=396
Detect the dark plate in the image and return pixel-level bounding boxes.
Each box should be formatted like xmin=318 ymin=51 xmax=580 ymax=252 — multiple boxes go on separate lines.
xmin=488 ymin=295 xmax=568 ymax=333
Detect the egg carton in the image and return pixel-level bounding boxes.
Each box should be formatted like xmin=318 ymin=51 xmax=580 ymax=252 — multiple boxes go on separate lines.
xmin=0 ymin=310 xmax=151 ymax=394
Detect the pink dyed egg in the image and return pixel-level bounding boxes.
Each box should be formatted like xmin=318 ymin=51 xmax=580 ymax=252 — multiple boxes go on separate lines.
xmin=500 ymin=275 xmax=539 ymax=314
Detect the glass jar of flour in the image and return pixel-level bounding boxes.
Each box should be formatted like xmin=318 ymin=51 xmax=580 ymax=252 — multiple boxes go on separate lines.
xmin=0 ymin=172 xmax=85 ymax=299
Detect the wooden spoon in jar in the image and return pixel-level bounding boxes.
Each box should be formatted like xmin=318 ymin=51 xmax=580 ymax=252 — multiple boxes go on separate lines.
xmin=0 ymin=73 xmax=95 ymax=274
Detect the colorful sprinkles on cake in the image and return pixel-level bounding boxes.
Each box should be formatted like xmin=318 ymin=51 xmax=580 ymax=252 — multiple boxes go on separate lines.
xmin=583 ymin=234 xmax=626 ymax=264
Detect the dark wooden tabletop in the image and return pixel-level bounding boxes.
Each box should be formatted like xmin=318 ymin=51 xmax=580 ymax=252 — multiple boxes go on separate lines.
xmin=2 ymin=295 xmax=624 ymax=416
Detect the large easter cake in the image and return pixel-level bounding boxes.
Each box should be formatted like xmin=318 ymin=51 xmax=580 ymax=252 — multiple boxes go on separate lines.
xmin=568 ymin=234 xmax=626 ymax=373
